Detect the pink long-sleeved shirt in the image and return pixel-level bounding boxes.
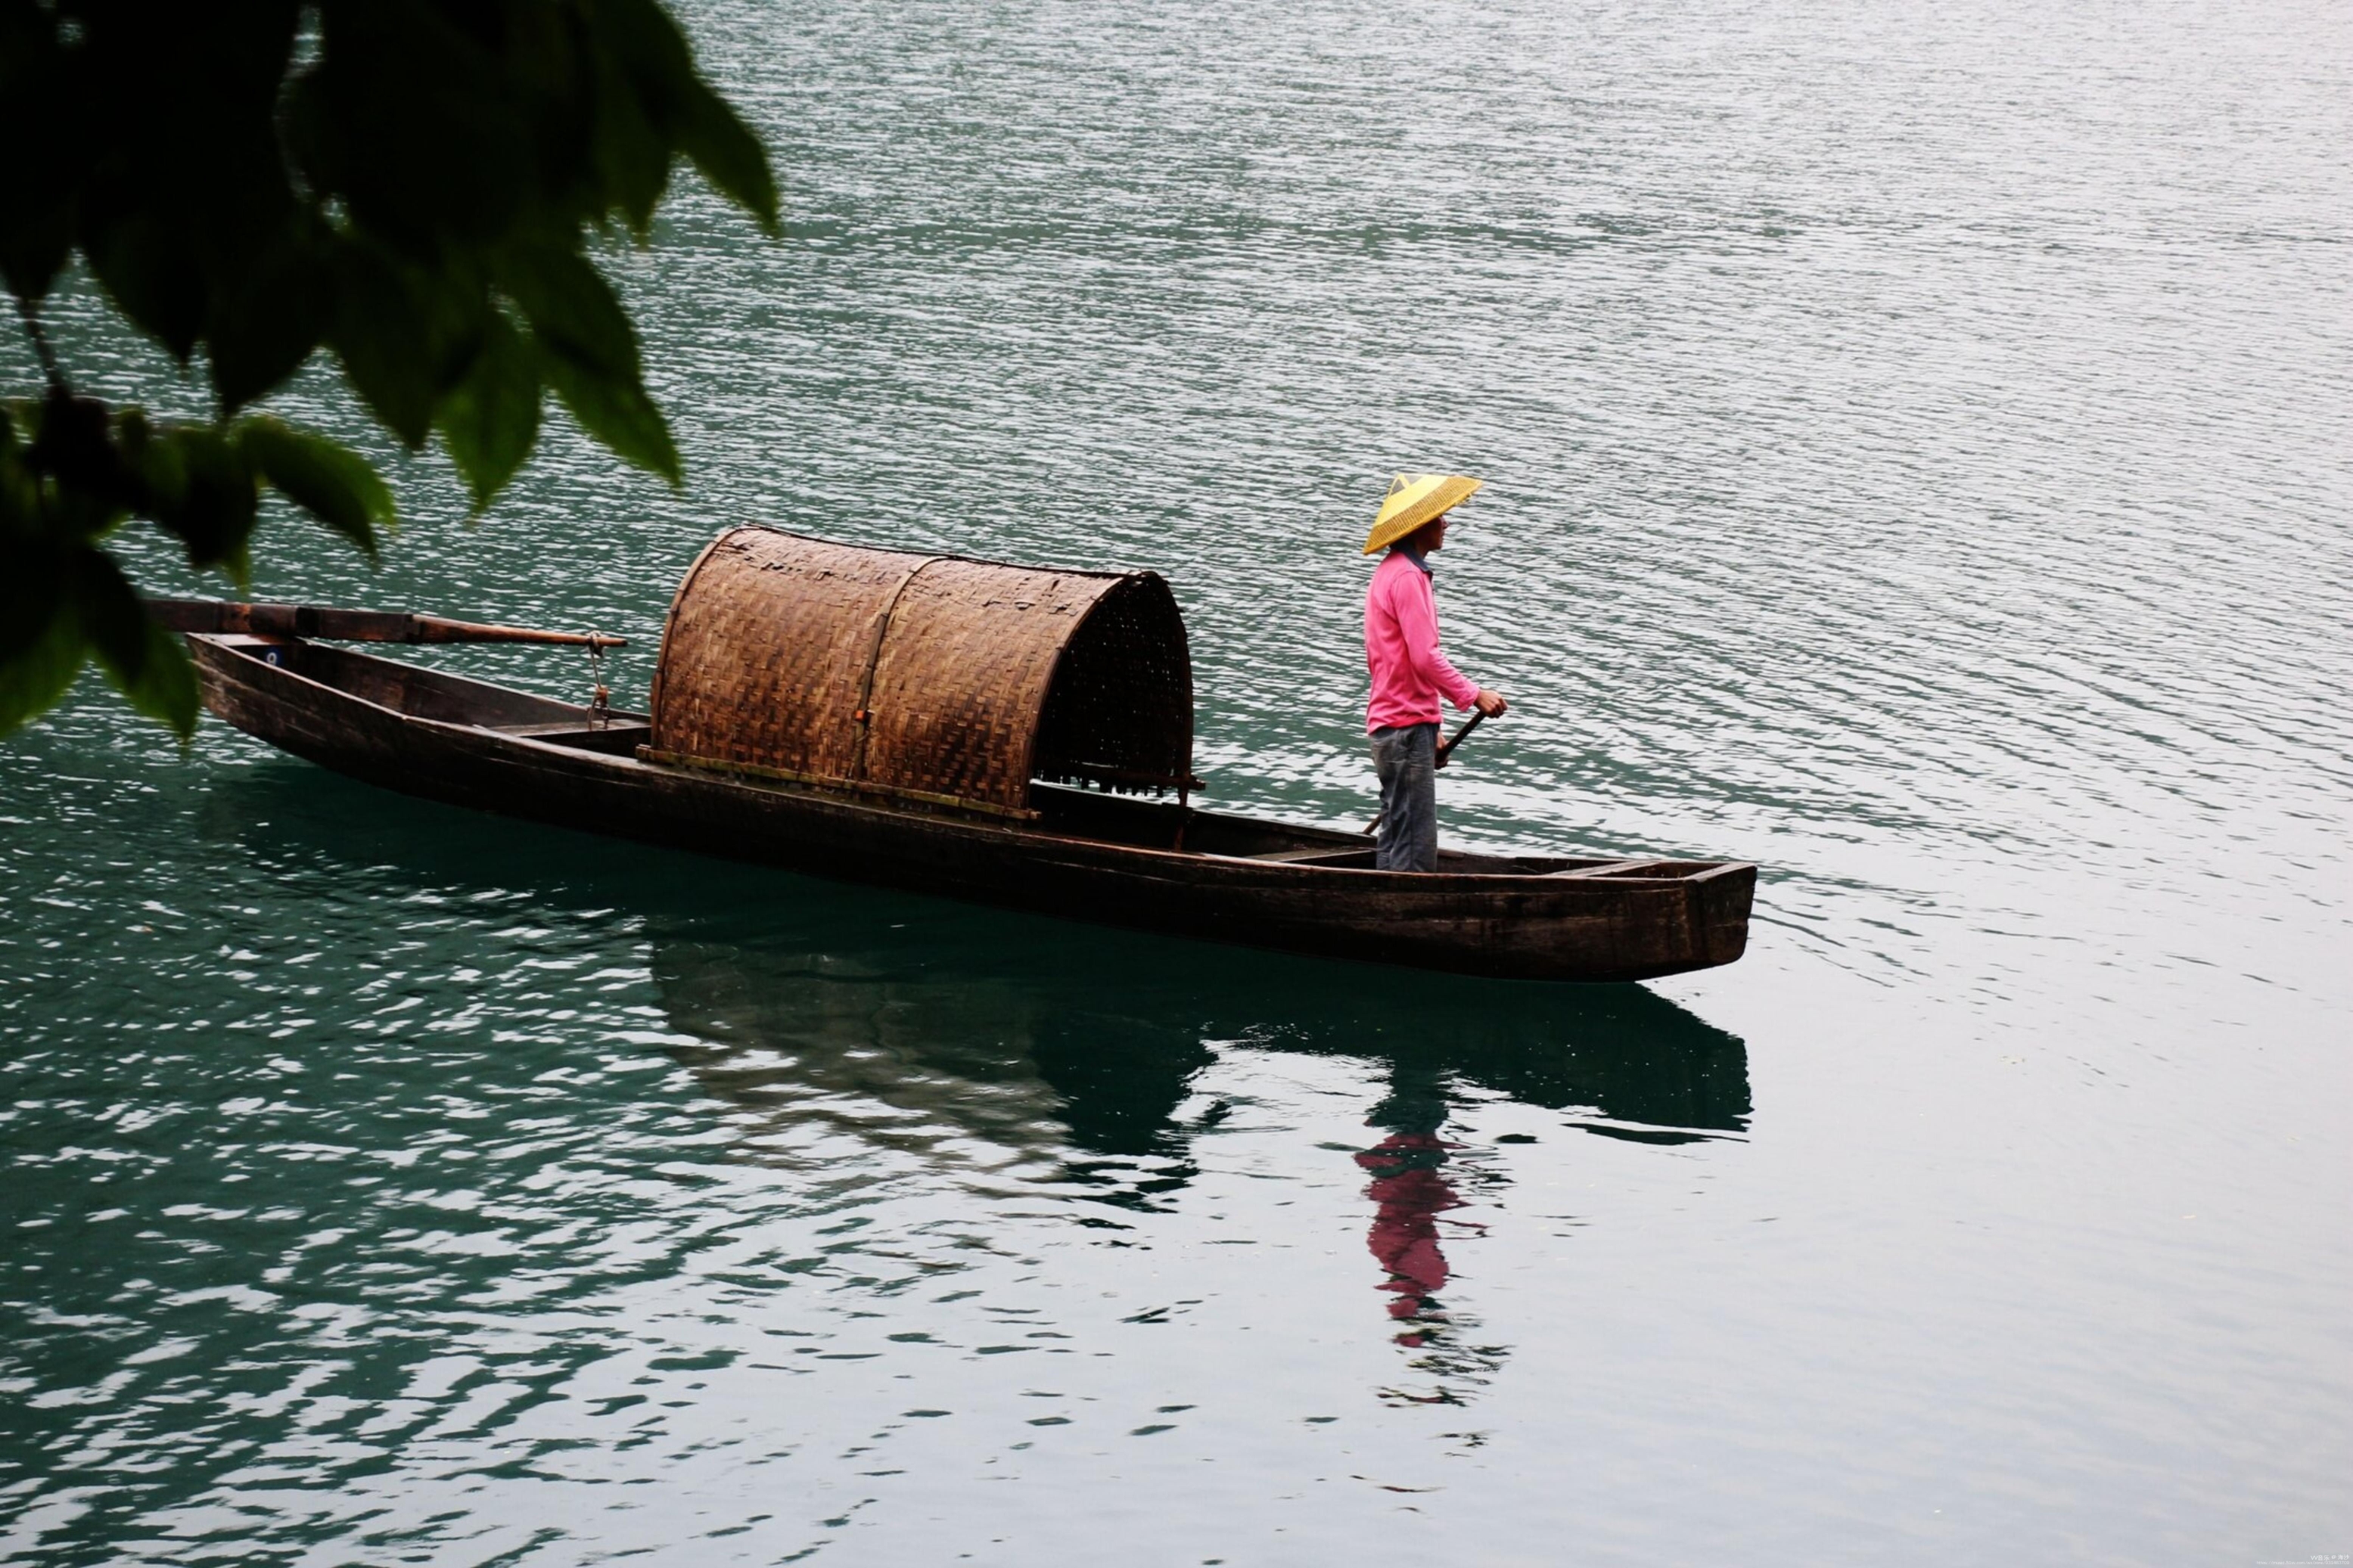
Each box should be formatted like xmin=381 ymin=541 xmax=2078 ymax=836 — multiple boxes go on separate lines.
xmin=1364 ymin=547 xmax=1481 ymax=733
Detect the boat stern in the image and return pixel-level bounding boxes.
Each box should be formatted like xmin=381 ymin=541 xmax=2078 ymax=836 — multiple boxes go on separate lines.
xmin=1683 ymin=862 xmax=1758 ymax=970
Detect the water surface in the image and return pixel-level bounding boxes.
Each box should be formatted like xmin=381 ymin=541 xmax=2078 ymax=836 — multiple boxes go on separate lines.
xmin=4 ymin=0 xmax=2348 ymax=1561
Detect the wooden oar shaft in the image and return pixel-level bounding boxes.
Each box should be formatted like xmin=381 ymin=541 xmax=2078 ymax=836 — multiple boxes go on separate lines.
xmin=148 ymin=597 xmax=626 ymax=650
xmin=1434 ymin=709 xmax=1485 ymax=768
xmin=1364 ymin=709 xmax=1497 ymax=837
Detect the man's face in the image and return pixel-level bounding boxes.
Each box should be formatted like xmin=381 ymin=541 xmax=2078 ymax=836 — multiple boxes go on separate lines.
xmin=1420 ymin=515 xmax=1450 ymax=552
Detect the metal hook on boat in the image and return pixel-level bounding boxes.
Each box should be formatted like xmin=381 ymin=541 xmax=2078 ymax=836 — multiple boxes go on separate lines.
xmin=587 ymin=638 xmax=612 ymax=729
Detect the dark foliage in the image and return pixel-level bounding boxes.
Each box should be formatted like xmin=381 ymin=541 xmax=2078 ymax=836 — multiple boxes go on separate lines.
xmin=0 ymin=0 xmax=778 ymax=734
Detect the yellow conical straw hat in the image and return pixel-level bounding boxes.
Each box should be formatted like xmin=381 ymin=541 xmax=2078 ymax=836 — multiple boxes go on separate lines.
xmin=1362 ymin=473 xmax=1484 ymax=554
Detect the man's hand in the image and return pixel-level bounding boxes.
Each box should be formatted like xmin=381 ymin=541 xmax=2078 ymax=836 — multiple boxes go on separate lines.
xmin=1474 ymin=689 xmax=1509 ymax=717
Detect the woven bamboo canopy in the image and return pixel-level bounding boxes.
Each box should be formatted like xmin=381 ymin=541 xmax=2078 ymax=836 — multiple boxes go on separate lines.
xmin=646 ymin=529 xmax=1195 ymax=818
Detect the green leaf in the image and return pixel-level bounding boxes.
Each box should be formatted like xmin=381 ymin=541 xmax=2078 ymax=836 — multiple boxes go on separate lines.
xmin=23 ymin=395 xmax=129 ymax=511
xmin=114 ymin=608 xmax=200 ymax=737
xmin=69 ymin=549 xmax=198 ymax=737
xmin=497 ymin=242 xmax=639 ymax=381
xmin=584 ymin=0 xmax=779 ymax=233
xmin=238 ymin=416 xmax=393 ymax=561
xmin=2 ymin=0 xmax=787 ymax=742
xmin=329 ymin=241 xmax=484 ymax=447
xmin=300 ymin=0 xmax=527 ymax=248
xmin=81 ymin=206 xmax=210 ymax=364
xmin=499 ymin=242 xmax=679 ymax=481
xmin=676 ymin=83 xmax=780 ymax=235
xmin=580 ymin=23 xmax=671 ymax=235
xmin=328 ymin=245 xmax=440 ymax=446
xmin=143 ymin=424 xmax=260 ymax=576
xmin=539 ymin=346 xmax=680 ymax=484
xmin=0 ymin=599 xmax=84 ymax=737
xmin=0 ymin=5 xmax=79 ymax=300
xmin=438 ymin=310 xmax=542 ymax=510
xmin=208 ymin=225 xmax=331 ymax=412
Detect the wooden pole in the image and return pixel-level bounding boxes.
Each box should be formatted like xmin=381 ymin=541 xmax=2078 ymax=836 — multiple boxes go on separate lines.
xmin=148 ymin=597 xmax=626 ymax=650
xmin=1434 ymin=709 xmax=1486 ymax=768
xmin=1364 ymin=710 xmax=1492 ymax=837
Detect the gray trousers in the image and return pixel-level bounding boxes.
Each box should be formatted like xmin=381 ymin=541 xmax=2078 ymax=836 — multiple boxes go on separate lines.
xmin=1371 ymin=722 xmax=1439 ymax=872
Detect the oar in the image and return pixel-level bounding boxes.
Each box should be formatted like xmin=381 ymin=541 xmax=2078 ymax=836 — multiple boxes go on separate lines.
xmin=148 ymin=596 xmax=626 ymax=650
xmin=1436 ymin=709 xmax=1487 ymax=768
xmin=1363 ymin=709 xmax=1492 ymax=837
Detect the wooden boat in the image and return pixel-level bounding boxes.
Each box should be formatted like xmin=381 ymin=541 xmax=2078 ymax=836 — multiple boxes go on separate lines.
xmin=168 ymin=529 xmax=1755 ymax=982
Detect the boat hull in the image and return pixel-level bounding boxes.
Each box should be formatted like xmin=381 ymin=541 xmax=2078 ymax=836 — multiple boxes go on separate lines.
xmin=189 ymin=635 xmax=1754 ymax=983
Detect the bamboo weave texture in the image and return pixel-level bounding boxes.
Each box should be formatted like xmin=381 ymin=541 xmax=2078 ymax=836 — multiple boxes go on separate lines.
xmin=649 ymin=529 xmax=1192 ymax=814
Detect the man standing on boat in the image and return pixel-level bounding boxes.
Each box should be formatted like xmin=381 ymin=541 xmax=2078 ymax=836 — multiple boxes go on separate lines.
xmin=1363 ymin=473 xmax=1509 ymax=873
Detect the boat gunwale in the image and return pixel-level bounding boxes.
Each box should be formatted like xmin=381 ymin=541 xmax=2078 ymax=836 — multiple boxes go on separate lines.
xmin=190 ymin=632 xmax=1756 ymax=893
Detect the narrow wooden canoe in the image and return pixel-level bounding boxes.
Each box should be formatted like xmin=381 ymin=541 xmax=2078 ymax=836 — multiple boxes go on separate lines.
xmin=185 ymin=632 xmax=1756 ymax=982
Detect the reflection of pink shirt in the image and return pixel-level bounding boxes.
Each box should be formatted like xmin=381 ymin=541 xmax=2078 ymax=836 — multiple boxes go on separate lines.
xmin=1357 ymin=1132 xmax=1463 ymax=1323
xmin=1364 ymin=548 xmax=1481 ymax=733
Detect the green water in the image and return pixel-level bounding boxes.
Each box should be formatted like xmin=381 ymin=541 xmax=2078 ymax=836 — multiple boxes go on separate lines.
xmin=5 ymin=0 xmax=2349 ymax=1562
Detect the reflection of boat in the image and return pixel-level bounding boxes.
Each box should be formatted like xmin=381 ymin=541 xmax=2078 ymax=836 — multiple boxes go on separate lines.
xmin=213 ymin=763 xmax=1752 ymax=1163
xmin=179 ymin=530 xmax=1756 ymax=981
xmin=644 ymin=905 xmax=1750 ymax=1406
xmin=217 ymin=778 xmax=1752 ymax=1405
xmin=652 ymin=933 xmax=1212 ymax=1196
xmin=645 ymin=893 xmax=1752 ymax=1181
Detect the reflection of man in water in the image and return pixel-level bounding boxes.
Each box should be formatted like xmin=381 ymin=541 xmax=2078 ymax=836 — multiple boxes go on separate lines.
xmin=1351 ymin=1066 xmax=1512 ymax=1407
xmin=1357 ymin=1129 xmax=1462 ymax=1343
xmin=1354 ymin=1063 xmax=1490 ymax=1360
